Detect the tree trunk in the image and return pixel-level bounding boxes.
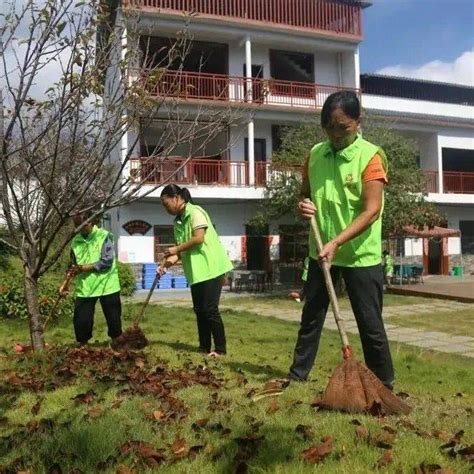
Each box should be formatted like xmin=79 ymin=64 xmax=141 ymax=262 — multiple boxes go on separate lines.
xmin=24 ymin=270 xmax=45 ymax=351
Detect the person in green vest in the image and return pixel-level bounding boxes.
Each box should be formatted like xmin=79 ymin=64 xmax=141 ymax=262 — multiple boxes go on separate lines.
xmin=382 ymin=250 xmax=394 ymax=285
xmin=159 ymin=184 xmax=233 ymax=357
xmin=59 ymin=211 xmax=126 ymax=348
xmin=288 ymin=90 xmax=395 ymax=389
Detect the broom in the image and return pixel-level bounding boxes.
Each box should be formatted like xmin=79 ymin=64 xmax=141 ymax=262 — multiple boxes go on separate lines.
xmin=309 ymin=215 xmax=411 ymax=415
xmin=117 ymin=271 xmax=162 ymax=350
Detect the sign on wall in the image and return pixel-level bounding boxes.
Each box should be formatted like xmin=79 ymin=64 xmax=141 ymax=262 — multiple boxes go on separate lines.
xmin=122 ymin=220 xmax=152 ymax=236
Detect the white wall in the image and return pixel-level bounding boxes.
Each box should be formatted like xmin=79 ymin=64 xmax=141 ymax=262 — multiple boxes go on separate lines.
xmin=229 ymin=41 xmax=341 ymax=87
xmin=340 ymin=50 xmax=357 ymax=89
xmin=114 ymin=199 xmax=262 ymax=263
xmin=363 ymin=94 xmax=473 ymax=121
xmin=229 ymin=121 xmax=273 ymax=161
xmin=438 ymin=132 xmax=474 ymax=151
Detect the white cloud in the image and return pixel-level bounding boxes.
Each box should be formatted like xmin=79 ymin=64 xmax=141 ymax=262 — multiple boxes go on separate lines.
xmin=376 ymin=50 xmax=474 ymax=87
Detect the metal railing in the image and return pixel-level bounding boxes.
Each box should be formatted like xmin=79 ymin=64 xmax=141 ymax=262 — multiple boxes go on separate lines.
xmin=126 ymin=0 xmax=363 ymax=37
xmin=423 ymin=170 xmax=474 ymax=194
xmin=139 ymin=69 xmax=360 ymax=110
xmin=444 ymin=171 xmax=474 ymax=194
xmin=130 ymin=157 xmax=302 ymax=187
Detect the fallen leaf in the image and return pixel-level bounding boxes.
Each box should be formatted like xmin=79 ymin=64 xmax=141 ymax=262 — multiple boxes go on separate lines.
xmin=373 ymin=429 xmax=395 ymax=449
xmin=301 ymin=436 xmax=333 ymax=464
xmin=266 ymin=400 xmax=279 ymax=414
xmin=171 ymin=437 xmax=188 ymax=458
xmin=188 ymin=445 xmax=205 ymax=459
xmin=111 ymin=399 xmax=123 ymax=409
xmin=295 ymin=424 xmax=314 ymax=440
xmin=375 ymin=450 xmax=393 ymax=468
xmin=152 ymin=410 xmax=165 ymax=421
xmin=191 ymin=418 xmax=209 ymax=431
xmin=381 ymin=425 xmax=397 ymax=435
xmin=350 ymin=419 xmax=362 ymax=426
xmin=48 ymin=463 xmax=62 ymax=474
xmin=31 ymin=400 xmax=42 ymax=416
xmin=263 ymin=379 xmax=289 ymax=391
xmin=458 ymin=443 xmax=474 ymax=462
xmin=355 ymin=425 xmax=369 ymax=441
xmin=72 ymin=390 xmax=96 ymax=404
xmin=414 ymin=462 xmax=455 ymax=473
xmin=431 ymin=430 xmax=451 ymax=442
xmin=120 ymin=441 xmax=165 ymax=467
xmin=87 ymin=406 xmax=104 ymax=419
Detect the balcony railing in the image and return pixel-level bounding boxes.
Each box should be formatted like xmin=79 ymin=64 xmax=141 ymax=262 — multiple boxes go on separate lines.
xmin=424 ymin=170 xmax=474 ymax=194
xmin=130 ymin=157 xmax=302 ymax=187
xmin=126 ymin=0 xmax=363 ymax=38
xmin=139 ymin=69 xmax=360 ymax=110
xmin=444 ymin=171 xmax=474 ymax=194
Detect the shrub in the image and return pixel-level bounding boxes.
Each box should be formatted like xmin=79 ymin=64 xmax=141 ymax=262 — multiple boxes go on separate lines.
xmin=0 ymin=258 xmax=73 ymax=322
xmin=118 ymin=261 xmax=136 ymax=297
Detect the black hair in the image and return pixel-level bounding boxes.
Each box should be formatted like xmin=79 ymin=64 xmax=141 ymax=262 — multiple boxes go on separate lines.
xmin=161 ymin=184 xmax=194 ymax=203
xmin=321 ymin=90 xmax=361 ymax=128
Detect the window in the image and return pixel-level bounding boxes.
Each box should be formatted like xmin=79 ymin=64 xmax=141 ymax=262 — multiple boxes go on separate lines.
xmin=270 ymin=50 xmax=314 ymax=83
xmin=154 ymin=225 xmax=175 ymax=262
xmin=279 ymin=225 xmax=308 ymax=263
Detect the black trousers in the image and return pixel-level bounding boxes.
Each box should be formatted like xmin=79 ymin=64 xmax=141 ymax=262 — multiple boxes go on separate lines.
xmin=190 ymin=275 xmax=226 ymax=354
xmin=289 ymin=259 xmax=394 ymax=388
xmin=73 ymin=291 xmax=122 ymax=343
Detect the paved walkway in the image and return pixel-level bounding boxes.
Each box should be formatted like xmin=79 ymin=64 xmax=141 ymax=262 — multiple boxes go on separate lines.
xmin=388 ymin=275 xmax=474 ymax=303
xmin=140 ymin=292 xmax=474 ymax=358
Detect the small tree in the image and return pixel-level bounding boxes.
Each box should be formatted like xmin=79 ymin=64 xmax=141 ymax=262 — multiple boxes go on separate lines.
xmin=252 ymin=118 xmax=443 ymax=236
xmin=0 ymin=0 xmax=243 ymax=350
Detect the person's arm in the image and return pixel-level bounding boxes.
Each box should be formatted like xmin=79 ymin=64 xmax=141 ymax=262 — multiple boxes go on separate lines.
xmin=165 ymin=228 xmax=206 ymax=256
xmin=319 ymin=179 xmax=384 ymax=264
xmin=165 ymin=208 xmax=208 ymax=257
xmin=158 ymin=254 xmax=179 ymax=276
xmin=73 ymin=235 xmax=114 ymax=274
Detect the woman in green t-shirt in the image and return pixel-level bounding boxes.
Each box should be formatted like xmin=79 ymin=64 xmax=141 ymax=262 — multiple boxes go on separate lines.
xmin=159 ymin=184 xmax=233 ymax=357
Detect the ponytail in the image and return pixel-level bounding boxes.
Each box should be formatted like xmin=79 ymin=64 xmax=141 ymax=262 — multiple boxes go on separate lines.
xmin=161 ymin=184 xmax=194 ymax=204
xmin=179 ymin=187 xmax=193 ymax=203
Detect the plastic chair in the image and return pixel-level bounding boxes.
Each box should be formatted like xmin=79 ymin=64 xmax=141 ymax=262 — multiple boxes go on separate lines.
xmin=411 ymin=266 xmax=424 ymax=284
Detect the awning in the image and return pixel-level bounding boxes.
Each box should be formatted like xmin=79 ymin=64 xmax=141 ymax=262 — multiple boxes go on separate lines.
xmin=401 ymin=225 xmax=461 ymax=238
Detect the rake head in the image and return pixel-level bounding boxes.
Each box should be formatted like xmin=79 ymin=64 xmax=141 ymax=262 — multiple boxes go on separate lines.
xmin=313 ymin=358 xmax=411 ymax=416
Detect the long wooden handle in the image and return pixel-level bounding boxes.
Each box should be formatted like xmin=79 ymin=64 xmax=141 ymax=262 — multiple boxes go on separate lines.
xmin=310 ymin=215 xmax=350 ymax=350
xmin=134 ymin=272 xmax=161 ymax=327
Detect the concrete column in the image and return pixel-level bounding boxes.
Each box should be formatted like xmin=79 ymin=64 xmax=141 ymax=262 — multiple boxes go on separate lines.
xmin=120 ymin=25 xmax=130 ymax=177
xmin=245 ymin=36 xmax=255 ymax=185
xmin=245 ymin=36 xmax=253 ymax=101
xmin=354 ymin=46 xmax=360 ymax=90
xmin=248 ymin=119 xmax=255 ymax=186
xmin=437 ymin=137 xmax=444 ymax=193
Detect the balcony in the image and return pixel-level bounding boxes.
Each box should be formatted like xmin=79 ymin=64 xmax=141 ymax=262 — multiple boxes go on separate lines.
xmin=424 ymin=170 xmax=474 ymax=194
xmin=130 ymin=157 xmax=301 ymax=187
xmin=140 ymin=69 xmax=360 ymax=110
xmin=126 ymin=0 xmax=363 ymax=39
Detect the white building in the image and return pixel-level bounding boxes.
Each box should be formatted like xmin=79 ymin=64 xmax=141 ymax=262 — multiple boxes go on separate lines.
xmin=105 ymin=0 xmax=473 ymax=280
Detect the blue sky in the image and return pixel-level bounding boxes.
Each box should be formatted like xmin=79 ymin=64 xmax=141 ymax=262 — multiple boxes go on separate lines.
xmin=360 ymin=0 xmax=474 ymax=85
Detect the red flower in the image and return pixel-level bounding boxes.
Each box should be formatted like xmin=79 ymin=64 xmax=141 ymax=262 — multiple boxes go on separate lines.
xmin=41 ymin=297 xmax=49 ymax=305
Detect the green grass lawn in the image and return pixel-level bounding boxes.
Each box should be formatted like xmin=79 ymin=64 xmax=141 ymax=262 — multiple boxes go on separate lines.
xmin=1 ymin=303 xmax=473 ymax=473
xmin=387 ymin=308 xmax=474 ymax=337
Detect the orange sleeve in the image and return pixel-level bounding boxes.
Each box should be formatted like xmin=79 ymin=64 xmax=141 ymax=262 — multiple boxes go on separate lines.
xmin=362 ymin=154 xmax=387 ymax=184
